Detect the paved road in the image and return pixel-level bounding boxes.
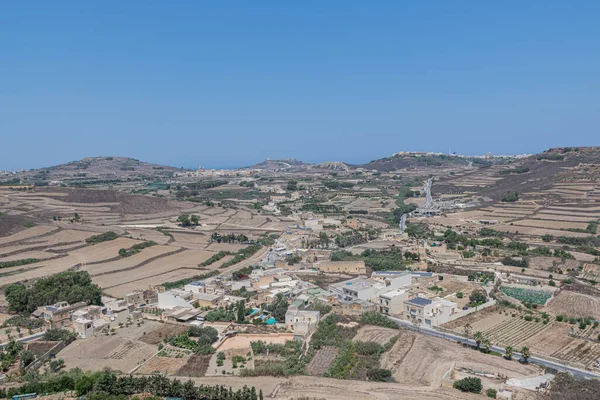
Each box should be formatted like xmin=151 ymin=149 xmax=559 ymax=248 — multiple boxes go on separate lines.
xmin=387 ymin=316 xmax=600 ymax=380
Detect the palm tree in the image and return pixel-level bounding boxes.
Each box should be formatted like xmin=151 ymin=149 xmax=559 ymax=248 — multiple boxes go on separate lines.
xmin=505 ymin=346 xmax=514 ymax=360
xmin=520 ymin=346 xmax=531 ymax=363
xmin=473 ymin=331 xmax=483 ymax=349
xmin=482 ymin=338 xmax=492 ymax=353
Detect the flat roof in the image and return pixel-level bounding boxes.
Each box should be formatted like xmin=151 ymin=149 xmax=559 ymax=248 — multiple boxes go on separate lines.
xmin=380 ymin=289 xmax=408 ymax=299
xmin=407 ymin=297 xmax=432 ymax=307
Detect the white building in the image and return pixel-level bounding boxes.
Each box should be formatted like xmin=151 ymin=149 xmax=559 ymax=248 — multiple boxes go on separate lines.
xmin=403 ymin=296 xmax=458 ymax=327
xmin=285 ymin=305 xmax=320 ymax=335
xmin=329 ymin=272 xmax=412 ymax=303
xmin=378 ymin=289 xmax=409 ymax=315
xmin=158 ymin=289 xmax=195 ymax=310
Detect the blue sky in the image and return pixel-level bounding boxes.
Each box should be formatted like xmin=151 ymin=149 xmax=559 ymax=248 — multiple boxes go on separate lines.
xmin=1 ymin=2 xmax=599 ymax=169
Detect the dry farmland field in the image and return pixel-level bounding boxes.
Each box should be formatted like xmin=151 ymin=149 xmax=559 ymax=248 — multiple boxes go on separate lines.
xmin=544 ymin=290 xmax=600 ymax=320
xmin=0 ymin=185 xmax=287 ymax=293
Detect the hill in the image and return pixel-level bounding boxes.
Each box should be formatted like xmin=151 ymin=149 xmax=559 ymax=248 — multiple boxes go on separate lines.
xmin=6 ymin=156 xmax=181 ymax=185
xmin=243 ymin=158 xmax=311 ymax=171
xmin=360 ymin=152 xmax=501 ymax=172
xmin=434 ymin=146 xmax=600 ymax=202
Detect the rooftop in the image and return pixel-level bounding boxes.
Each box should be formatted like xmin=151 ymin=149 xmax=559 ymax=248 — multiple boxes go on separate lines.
xmin=407 ymin=297 xmax=433 ymax=307
xmin=380 ymin=289 xmax=408 ymax=299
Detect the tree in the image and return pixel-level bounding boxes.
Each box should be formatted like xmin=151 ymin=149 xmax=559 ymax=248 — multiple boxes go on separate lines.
xmin=20 ymin=350 xmax=35 ymax=369
xmin=469 ymin=290 xmax=487 ymax=306
xmin=178 ymin=214 xmax=191 ymax=227
xmin=190 ymin=215 xmax=199 ymax=226
xmin=486 ymin=388 xmax=497 ymax=398
xmin=473 ymin=331 xmax=483 ymax=349
xmin=520 ymin=346 xmax=531 ymax=363
xmin=505 ymin=346 xmax=514 ymax=360
xmin=481 ymin=338 xmax=492 ymax=353
xmin=367 ymin=368 xmax=392 ymax=382
xmin=237 ymin=300 xmax=246 ymax=322
xmin=74 ymin=212 xmax=81 ymax=221
xmin=453 ymin=377 xmax=482 ymax=393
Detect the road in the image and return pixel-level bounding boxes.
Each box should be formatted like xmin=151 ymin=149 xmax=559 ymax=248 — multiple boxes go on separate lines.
xmin=387 ymin=316 xmax=600 ymax=380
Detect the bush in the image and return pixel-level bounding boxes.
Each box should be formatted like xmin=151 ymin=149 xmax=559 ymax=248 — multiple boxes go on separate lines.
xmin=501 ymin=192 xmax=519 ymax=202
xmin=486 ymin=388 xmax=497 ymax=398
xmin=453 ymin=377 xmax=482 ymax=393
xmin=367 ymin=368 xmax=392 ymax=382
xmin=360 ymin=312 xmax=398 ymax=329
xmin=85 ymin=231 xmax=118 ymax=244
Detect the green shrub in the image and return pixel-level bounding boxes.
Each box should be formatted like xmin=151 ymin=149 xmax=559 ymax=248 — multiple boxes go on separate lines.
xmin=486 ymin=388 xmax=497 ymax=398
xmin=453 ymin=377 xmax=482 ymax=393
xmin=360 ymin=312 xmax=398 ymax=329
xmin=85 ymin=231 xmax=118 ymax=244
xmin=367 ymin=368 xmax=392 ymax=382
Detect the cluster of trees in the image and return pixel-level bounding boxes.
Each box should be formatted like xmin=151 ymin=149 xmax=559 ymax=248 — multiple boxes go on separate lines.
xmin=200 ymin=251 xmax=232 ymax=267
xmin=286 ymin=180 xmax=298 ymax=191
xmin=331 ymin=249 xmax=411 ymax=271
xmin=5 ymin=271 xmax=102 ymax=313
xmin=335 ymin=231 xmax=368 ymax=247
xmin=557 ymin=236 xmax=600 ymax=247
xmin=499 ymin=167 xmax=530 ymax=175
xmin=221 ymin=244 xmax=263 ymax=269
xmin=453 ymin=377 xmax=482 ymax=393
xmin=537 ymin=153 xmax=565 ymax=161
xmin=211 ymin=233 xmax=249 ymax=243
xmin=177 ymin=214 xmax=199 ymax=227
xmin=118 ymin=241 xmax=156 ymax=257
xmin=360 ymin=312 xmax=399 ymax=329
xmin=0 ymin=369 xmax=262 ymax=400
xmin=186 ymin=180 xmax=228 ymax=190
xmin=300 ymin=203 xmax=341 ymax=213
xmin=167 ymin=326 xmax=219 ymax=355
xmin=0 ymin=339 xmax=24 ymax=372
xmin=0 ymin=258 xmax=40 ymax=270
xmin=567 ymin=221 xmax=598 ymax=235
xmin=205 ymin=301 xmax=250 ymax=323
xmin=501 ymin=191 xmax=519 ymax=202
xmin=323 ymin=180 xmax=354 ymax=189
xmin=501 ymin=257 xmax=529 ymax=268
xmin=232 ymin=265 xmax=256 ymax=281
xmin=263 ymin=293 xmax=288 ymax=322
xmin=86 ymin=231 xmax=118 ymax=244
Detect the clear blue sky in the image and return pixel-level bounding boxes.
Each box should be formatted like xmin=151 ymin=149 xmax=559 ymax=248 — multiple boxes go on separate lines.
xmin=2 ymin=2 xmax=599 ymax=170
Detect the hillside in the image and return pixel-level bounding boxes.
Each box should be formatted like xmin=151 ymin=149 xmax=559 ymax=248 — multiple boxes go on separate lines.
xmin=435 ymin=147 xmax=600 ymax=202
xmin=244 ymin=158 xmax=311 ymax=171
xmin=361 ymin=152 xmax=500 ymax=172
xmin=7 ymin=156 xmax=181 ymax=185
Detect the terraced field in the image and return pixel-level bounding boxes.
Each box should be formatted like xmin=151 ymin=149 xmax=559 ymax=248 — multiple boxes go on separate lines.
xmin=481 ymin=316 xmax=550 ymax=347
xmin=552 ymin=341 xmax=600 ymax=369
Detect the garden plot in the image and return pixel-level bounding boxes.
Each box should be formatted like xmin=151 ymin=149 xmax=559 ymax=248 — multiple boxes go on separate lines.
xmin=136 ymin=356 xmax=189 ymax=375
xmin=495 ymin=224 xmax=589 ymax=237
xmin=170 ymin=232 xmax=211 ymax=246
xmin=523 ymin=322 xmax=577 ymax=356
xmin=70 ymin=237 xmax=142 ymax=262
xmin=306 ymin=346 xmax=338 ymax=376
xmin=499 ymin=286 xmax=553 ymax=305
xmin=531 ymin=214 xmax=599 ymax=223
xmin=93 ymin=249 xmax=215 ymax=289
xmin=352 ymin=326 xmax=398 ymax=345
xmin=84 ymin=245 xmax=176 ymax=276
xmin=511 ymin=219 xmax=590 ymax=230
xmin=205 ymin=243 xmax=246 ymax=252
xmin=544 ymin=291 xmax=600 ymax=320
xmin=57 ymin=335 xmax=157 ymax=373
xmin=552 ymin=340 xmax=600 ymax=369
xmin=481 ymin=317 xmax=550 ymax=348
xmin=0 ymin=225 xmax=58 ymax=245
